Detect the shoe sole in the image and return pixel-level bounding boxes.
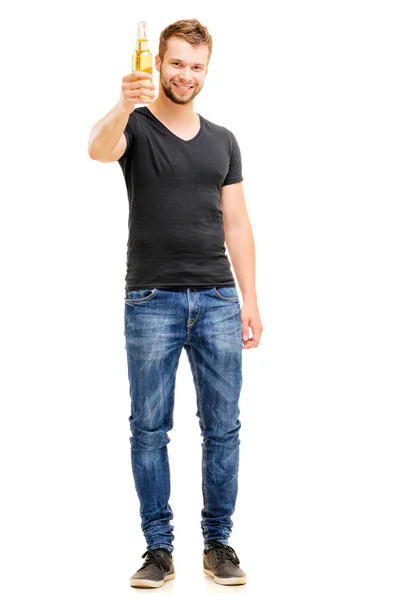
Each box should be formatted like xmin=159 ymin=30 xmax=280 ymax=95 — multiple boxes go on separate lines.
xmin=129 ymin=572 xmax=175 ymax=588
xmin=203 ymin=568 xmax=246 ymax=585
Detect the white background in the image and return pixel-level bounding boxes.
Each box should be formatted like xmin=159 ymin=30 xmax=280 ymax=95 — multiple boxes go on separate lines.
xmin=1 ymin=0 xmax=399 ymax=598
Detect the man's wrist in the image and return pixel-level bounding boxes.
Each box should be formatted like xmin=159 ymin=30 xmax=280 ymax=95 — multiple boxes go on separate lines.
xmin=241 ymin=293 xmax=258 ymax=305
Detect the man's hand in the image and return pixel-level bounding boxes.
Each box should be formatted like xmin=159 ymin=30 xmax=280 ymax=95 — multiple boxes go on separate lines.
xmin=118 ymin=71 xmax=156 ymax=113
xmin=241 ymin=302 xmax=263 ymax=349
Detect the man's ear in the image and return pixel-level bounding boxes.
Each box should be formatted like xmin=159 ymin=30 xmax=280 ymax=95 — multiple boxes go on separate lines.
xmin=154 ymin=55 xmax=161 ymax=72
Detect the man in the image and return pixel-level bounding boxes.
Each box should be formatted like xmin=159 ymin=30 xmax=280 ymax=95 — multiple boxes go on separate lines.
xmin=88 ymin=18 xmax=263 ymax=588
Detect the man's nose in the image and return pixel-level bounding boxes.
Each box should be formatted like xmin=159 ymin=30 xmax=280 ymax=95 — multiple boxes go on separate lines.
xmin=179 ymin=66 xmax=192 ymax=82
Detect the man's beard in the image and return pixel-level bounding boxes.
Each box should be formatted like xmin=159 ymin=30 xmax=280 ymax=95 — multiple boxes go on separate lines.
xmin=160 ymin=67 xmax=202 ymax=105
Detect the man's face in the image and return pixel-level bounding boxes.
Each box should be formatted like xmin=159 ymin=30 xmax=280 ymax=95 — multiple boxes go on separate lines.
xmin=156 ymin=37 xmax=209 ymax=105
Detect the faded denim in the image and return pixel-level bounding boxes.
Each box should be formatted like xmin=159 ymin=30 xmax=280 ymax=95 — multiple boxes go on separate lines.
xmin=124 ymin=286 xmax=243 ymax=553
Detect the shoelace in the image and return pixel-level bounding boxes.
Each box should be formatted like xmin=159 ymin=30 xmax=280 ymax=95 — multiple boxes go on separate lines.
xmin=138 ymin=549 xmax=171 ymax=573
xmin=208 ymin=541 xmax=240 ymax=567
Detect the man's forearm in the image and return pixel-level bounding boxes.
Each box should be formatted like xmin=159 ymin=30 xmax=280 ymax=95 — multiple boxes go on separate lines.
xmin=88 ymin=101 xmax=131 ymax=160
xmin=225 ymin=221 xmax=258 ymax=304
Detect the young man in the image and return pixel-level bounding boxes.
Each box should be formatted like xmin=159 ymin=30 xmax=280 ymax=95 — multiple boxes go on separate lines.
xmin=88 ymin=18 xmax=263 ymax=588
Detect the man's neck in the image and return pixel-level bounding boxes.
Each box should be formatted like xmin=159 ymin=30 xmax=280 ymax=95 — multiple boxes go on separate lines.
xmin=149 ymin=93 xmax=197 ymax=126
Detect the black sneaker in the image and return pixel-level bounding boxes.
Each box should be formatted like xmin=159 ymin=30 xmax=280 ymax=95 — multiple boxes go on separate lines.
xmin=203 ymin=541 xmax=247 ymax=585
xmin=129 ymin=548 xmax=175 ymax=588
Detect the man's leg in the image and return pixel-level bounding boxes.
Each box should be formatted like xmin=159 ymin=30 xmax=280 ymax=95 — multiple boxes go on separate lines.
xmin=184 ymin=287 xmax=243 ymax=550
xmin=124 ymin=288 xmax=185 ymax=553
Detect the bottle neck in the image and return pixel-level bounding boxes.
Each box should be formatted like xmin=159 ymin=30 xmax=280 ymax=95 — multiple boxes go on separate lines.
xmin=136 ymin=39 xmax=149 ymax=51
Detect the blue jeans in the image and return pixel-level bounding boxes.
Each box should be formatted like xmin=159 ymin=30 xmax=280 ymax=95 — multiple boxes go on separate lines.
xmin=124 ymin=286 xmax=243 ymax=553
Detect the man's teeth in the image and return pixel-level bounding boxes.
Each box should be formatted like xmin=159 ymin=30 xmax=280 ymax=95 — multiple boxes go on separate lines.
xmin=174 ymin=83 xmax=193 ymax=90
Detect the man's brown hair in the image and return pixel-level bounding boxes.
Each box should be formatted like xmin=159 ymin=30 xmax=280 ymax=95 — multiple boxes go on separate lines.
xmin=158 ymin=19 xmax=213 ymax=64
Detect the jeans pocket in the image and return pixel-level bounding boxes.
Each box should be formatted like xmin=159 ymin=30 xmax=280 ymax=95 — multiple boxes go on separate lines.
xmin=125 ymin=288 xmax=157 ymax=304
xmin=212 ymin=286 xmax=240 ymax=302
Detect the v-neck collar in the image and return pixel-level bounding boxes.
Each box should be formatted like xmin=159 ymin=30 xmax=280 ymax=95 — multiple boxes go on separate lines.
xmin=143 ymin=106 xmax=204 ymax=144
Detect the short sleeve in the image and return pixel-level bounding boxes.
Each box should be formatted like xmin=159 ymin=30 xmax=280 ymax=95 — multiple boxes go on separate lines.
xmin=222 ymin=131 xmax=243 ymax=186
xmin=118 ymin=113 xmax=137 ymax=165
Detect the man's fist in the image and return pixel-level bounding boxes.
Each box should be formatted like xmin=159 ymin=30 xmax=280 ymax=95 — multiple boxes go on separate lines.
xmin=118 ymin=71 xmax=156 ymax=112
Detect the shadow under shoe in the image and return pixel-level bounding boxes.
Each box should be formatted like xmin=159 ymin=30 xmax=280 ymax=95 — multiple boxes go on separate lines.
xmin=203 ymin=541 xmax=247 ymax=585
xmin=129 ymin=548 xmax=175 ymax=588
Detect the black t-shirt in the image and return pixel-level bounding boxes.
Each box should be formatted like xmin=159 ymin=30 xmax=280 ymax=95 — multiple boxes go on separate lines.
xmin=118 ymin=106 xmax=243 ymax=291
